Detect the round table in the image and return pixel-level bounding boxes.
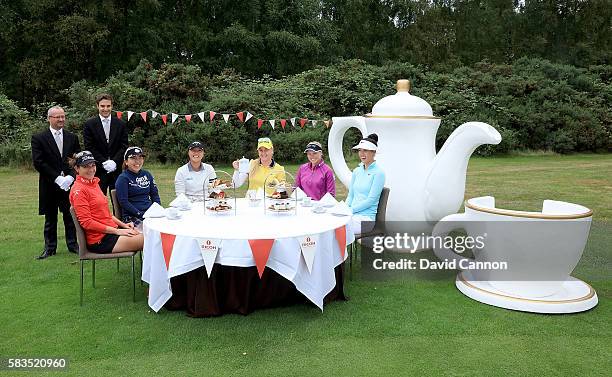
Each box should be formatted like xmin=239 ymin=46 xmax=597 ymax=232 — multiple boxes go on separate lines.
xmin=142 ymin=199 xmax=354 ymax=315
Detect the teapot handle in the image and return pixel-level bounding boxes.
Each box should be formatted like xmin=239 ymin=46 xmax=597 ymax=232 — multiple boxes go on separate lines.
xmin=328 ymin=116 xmax=367 ymax=188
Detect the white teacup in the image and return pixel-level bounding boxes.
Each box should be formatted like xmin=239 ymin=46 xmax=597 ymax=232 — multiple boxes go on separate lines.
xmin=432 ymin=196 xmax=592 ymax=298
xmin=166 ymin=207 xmax=180 ymax=219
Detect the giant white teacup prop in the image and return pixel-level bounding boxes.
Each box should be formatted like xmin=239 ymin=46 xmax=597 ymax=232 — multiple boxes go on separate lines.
xmin=432 ymin=196 xmax=598 ymax=313
xmin=329 ymin=80 xmax=502 ymax=237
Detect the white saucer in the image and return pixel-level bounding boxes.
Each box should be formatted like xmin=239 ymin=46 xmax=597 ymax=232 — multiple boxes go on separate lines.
xmin=455 ymin=271 xmax=598 ymax=314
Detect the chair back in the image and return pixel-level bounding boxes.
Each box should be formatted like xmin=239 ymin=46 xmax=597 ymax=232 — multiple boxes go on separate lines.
xmin=69 ymin=206 xmax=89 ymax=259
xmin=110 ymin=189 xmax=122 ymax=220
xmin=372 ymin=187 xmax=390 ymax=234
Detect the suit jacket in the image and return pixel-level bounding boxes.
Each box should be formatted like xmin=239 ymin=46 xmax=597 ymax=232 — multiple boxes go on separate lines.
xmin=31 ymin=129 xmax=81 ymax=215
xmin=83 ymin=115 xmax=128 ymax=179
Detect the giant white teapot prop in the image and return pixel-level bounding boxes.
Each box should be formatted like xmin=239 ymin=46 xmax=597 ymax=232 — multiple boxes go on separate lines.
xmin=329 ymin=80 xmax=502 ymax=238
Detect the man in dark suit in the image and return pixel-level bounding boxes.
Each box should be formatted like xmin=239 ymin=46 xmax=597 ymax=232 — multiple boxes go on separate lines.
xmin=83 ymin=93 xmax=128 ymax=195
xmin=31 ymin=106 xmax=81 ymax=259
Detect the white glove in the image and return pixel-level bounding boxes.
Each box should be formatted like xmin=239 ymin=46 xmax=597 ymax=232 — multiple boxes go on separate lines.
xmin=54 ymin=176 xmax=65 ymax=188
xmin=102 ymin=160 xmax=117 ymax=173
xmin=62 ymin=176 xmax=74 ymax=191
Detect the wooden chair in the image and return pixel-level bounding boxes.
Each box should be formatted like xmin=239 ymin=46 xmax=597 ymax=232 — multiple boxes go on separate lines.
xmin=69 ymin=206 xmax=139 ymax=306
xmin=349 ymin=187 xmax=390 ymax=280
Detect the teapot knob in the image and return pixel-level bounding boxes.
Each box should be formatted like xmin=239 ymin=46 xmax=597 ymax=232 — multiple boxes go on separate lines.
xmin=396 ymin=79 xmax=410 ymax=93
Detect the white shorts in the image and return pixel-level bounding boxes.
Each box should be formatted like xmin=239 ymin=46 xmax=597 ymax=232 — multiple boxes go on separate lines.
xmin=348 ymin=214 xmax=375 ymax=236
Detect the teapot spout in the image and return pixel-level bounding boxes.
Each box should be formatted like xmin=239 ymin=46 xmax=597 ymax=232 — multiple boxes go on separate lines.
xmin=424 ymin=122 xmax=501 ymax=222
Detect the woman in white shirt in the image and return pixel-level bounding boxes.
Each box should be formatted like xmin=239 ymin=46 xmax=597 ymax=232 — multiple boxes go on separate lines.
xmin=174 ymin=141 xmax=216 ymax=201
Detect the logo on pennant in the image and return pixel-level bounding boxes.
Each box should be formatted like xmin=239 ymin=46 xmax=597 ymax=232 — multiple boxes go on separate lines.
xmin=248 ymin=239 xmax=274 ymax=278
xmin=299 ymin=235 xmax=318 ymax=273
xmin=196 ymin=238 xmax=221 ymax=278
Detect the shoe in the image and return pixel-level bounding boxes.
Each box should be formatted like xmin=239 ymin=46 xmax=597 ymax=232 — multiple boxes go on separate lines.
xmin=68 ymin=248 xmax=78 ymax=254
xmin=36 ymin=250 xmax=54 ymax=260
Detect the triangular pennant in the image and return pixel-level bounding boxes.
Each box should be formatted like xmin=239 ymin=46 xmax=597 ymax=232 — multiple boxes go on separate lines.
xmin=161 ymin=114 xmax=168 ymax=125
xmin=236 ymin=112 xmax=244 ymax=122
xmin=196 ymin=238 xmax=221 ymax=278
xmin=299 ymin=118 xmax=307 ymax=128
xmin=209 ymin=111 xmax=216 ymax=121
xmin=335 ymin=226 xmax=347 ymax=260
xmin=127 ymin=111 xmax=134 ymax=121
xmin=197 ymin=112 xmax=205 ymax=122
xmin=290 ymin=117 xmax=296 ymax=127
xmin=139 ymin=111 xmax=147 ymax=122
xmin=248 ymin=239 xmax=275 ymax=278
xmin=222 ymin=114 xmax=230 ymax=123
xmin=280 ymin=119 xmax=286 ymax=129
xmin=245 ymin=112 xmax=253 ymax=122
xmin=171 ymin=113 xmax=178 ymax=124
xmin=299 ymin=235 xmax=319 ymax=273
xmin=185 ymin=114 xmax=192 ymax=123
xmin=312 ymin=120 xmax=318 ymax=127
xmin=151 ymin=111 xmax=159 ymax=119
xmin=269 ymin=119 xmax=275 ymax=129
xmin=116 ymin=111 xmax=123 ymax=120
xmin=324 ymin=120 xmax=331 ymax=128
xmin=257 ymin=119 xmax=263 ymax=129
xmin=160 ymin=232 xmax=176 ymax=269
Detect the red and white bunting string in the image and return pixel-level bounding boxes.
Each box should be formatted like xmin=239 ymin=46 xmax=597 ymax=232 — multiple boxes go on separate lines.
xmin=109 ymin=109 xmax=331 ymax=130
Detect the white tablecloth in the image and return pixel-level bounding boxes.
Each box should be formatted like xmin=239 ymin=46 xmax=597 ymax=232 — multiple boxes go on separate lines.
xmin=142 ymin=199 xmax=355 ymax=312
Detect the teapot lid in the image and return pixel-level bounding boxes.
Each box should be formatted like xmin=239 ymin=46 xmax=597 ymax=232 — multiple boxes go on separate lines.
xmin=368 ymin=80 xmax=437 ymax=118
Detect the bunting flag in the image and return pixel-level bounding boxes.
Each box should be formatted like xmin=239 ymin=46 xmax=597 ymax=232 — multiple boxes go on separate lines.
xmin=280 ymin=119 xmax=287 ymax=129
xmin=196 ymin=238 xmax=221 ymax=278
xmin=185 ymin=114 xmax=192 ymax=123
xmin=290 ymin=117 xmax=296 ymax=127
xmin=257 ymin=119 xmax=263 ymax=129
xmin=161 ymin=114 xmax=168 ymax=125
xmin=160 ymin=233 xmax=177 ymax=269
xmin=116 ymin=111 xmax=123 ymax=120
xmin=245 ymin=111 xmax=253 ymax=122
xmin=209 ymin=111 xmax=216 ymax=121
xmin=324 ymin=120 xmax=331 ymax=128
xmin=127 ymin=111 xmax=134 ymax=121
xmin=236 ymin=112 xmax=244 ymax=122
xmin=140 ymin=111 xmax=147 ymax=122
xmin=299 ymin=235 xmax=319 ymax=273
xmin=334 ymin=226 xmax=347 ymax=260
xmin=151 ymin=110 xmax=159 ymax=119
xmin=248 ymin=239 xmax=275 ymax=278
xmin=197 ymin=112 xmax=205 ymax=122
xmin=171 ymin=113 xmax=178 ymax=124
xmin=222 ymin=114 xmax=230 ymax=123
xmin=299 ymin=118 xmax=307 ymax=128
xmin=269 ymin=119 xmax=275 ymax=129
xmin=312 ymin=120 xmax=318 ymax=127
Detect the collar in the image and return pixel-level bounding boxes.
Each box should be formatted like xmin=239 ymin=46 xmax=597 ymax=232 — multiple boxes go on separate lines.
xmin=49 ymin=127 xmax=63 ymax=136
xmin=359 ymin=161 xmax=377 ymax=170
xmin=187 ymin=162 xmax=202 ymax=172
xmin=309 ymin=160 xmax=325 ymax=169
xmin=77 ymin=175 xmax=100 ymax=185
xmin=99 ymin=115 xmax=111 ymax=123
xmin=259 ymin=158 xmax=275 ymax=168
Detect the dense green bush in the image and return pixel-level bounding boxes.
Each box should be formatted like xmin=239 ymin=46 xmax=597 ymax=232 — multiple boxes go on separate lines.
xmin=3 ymin=58 xmax=610 ymax=167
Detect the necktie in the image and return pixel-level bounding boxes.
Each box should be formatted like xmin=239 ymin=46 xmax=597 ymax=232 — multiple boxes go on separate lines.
xmin=54 ymin=131 xmax=63 ymax=157
xmin=103 ymin=118 xmax=110 ymax=142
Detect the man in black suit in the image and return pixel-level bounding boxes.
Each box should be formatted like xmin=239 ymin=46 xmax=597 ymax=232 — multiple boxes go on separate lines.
xmin=31 ymin=106 xmax=81 ymax=259
xmin=83 ymin=93 xmax=128 ymax=195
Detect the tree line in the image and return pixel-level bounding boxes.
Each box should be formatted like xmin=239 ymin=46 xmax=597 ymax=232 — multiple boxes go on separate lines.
xmin=1 ymin=0 xmax=610 ymax=108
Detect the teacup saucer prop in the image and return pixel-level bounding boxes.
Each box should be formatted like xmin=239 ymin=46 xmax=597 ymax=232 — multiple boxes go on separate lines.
xmin=456 ymin=271 xmax=598 ymax=314
xmin=433 ymin=196 xmax=598 ymax=314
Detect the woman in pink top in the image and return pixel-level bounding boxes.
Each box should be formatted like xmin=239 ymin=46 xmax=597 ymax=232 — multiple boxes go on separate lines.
xmin=294 ymin=141 xmax=336 ymax=200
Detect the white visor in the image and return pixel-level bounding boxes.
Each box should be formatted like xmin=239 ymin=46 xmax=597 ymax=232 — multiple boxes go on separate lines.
xmin=352 ymin=140 xmax=377 ymax=151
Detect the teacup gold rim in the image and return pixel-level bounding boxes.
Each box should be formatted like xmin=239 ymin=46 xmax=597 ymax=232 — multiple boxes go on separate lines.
xmin=457 ymin=272 xmax=596 ymax=304
xmin=464 ymin=200 xmax=593 ymax=219
xmin=364 ymin=114 xmax=441 ymax=120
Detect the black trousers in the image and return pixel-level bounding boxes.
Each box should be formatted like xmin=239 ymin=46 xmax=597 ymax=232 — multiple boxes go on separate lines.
xmin=43 ymin=199 xmax=78 ymax=253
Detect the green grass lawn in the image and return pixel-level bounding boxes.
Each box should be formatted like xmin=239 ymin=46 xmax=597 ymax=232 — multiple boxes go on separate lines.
xmin=0 ymin=154 xmax=610 ymax=376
